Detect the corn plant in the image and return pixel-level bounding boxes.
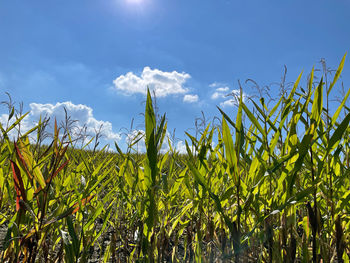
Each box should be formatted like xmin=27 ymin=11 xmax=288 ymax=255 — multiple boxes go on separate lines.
xmin=0 ymin=55 xmax=349 ymax=262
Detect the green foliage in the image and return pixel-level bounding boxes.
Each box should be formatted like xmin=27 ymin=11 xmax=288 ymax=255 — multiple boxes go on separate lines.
xmin=1 ymin=55 xmax=350 ymax=262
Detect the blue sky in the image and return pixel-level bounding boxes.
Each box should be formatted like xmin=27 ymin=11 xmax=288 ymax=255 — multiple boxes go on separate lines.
xmin=1 ymin=0 xmax=350 ymax=151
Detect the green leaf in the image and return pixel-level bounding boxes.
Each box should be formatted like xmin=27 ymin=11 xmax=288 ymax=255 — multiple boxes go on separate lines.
xmin=251 ymin=100 xmax=266 ymax=121
xmin=145 ymin=89 xmax=158 ymax=184
xmin=8 ymin=107 xmax=15 ymax=120
xmin=114 ymin=142 xmax=125 ymax=157
xmin=185 ymin=141 xmax=208 ymax=189
xmin=145 ymin=88 xmax=156 ymax=147
xmin=10 ymin=113 xmax=30 ymax=131
xmin=235 ymin=89 xmax=243 ymax=156
xmin=217 ymin=107 xmax=237 ymax=130
xmin=328 ymin=53 xmax=347 ymax=96
xmin=146 ymin=130 xmax=157 ymax=183
xmin=67 ymin=215 xmax=79 ymax=258
xmin=288 ymin=122 xmax=316 ymax=194
xmin=91 ymin=206 xmax=113 ymax=245
xmin=282 ymin=71 xmax=303 ymax=120
xmin=155 ymin=114 xmax=166 ymax=148
xmin=222 ymin=117 xmax=238 ymax=184
xmin=268 ymin=94 xmax=283 ymax=119
xmin=310 ymin=77 xmax=323 ymax=124
xmin=326 ymin=111 xmax=350 ymax=154
xmin=61 ymin=228 xmax=75 ymax=263
xmin=308 ymin=67 xmax=314 ymax=95
xmin=83 ymin=202 xmax=104 ymax=232
xmin=331 ymin=86 xmax=350 ymax=126
xmin=242 ymin=103 xmax=265 ymax=138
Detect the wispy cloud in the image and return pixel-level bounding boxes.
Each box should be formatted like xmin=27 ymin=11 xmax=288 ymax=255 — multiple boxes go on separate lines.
xmin=113 ymin=67 xmax=191 ymax=98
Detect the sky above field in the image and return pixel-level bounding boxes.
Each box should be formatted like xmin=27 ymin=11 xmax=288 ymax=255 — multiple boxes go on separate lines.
xmin=1 ymin=0 xmax=350 ymax=152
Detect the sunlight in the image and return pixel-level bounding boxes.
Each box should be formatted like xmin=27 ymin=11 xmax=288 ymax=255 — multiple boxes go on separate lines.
xmin=120 ymin=0 xmax=152 ymax=15
xmin=126 ymin=0 xmax=144 ymax=5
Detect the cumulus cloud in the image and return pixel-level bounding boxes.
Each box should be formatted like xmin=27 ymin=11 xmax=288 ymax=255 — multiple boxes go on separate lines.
xmin=113 ymin=67 xmax=190 ymax=98
xmin=183 ymin=94 xmax=199 ymax=103
xmin=0 ymin=102 xmax=121 ymax=146
xmin=220 ymin=98 xmax=240 ymax=107
xmin=210 ymin=83 xmax=249 ymax=108
xmin=29 ymin=102 xmax=121 ymax=141
xmin=175 ymin=141 xmax=187 ymax=154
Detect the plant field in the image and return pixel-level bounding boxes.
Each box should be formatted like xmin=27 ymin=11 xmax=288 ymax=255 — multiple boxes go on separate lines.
xmin=1 ymin=55 xmax=350 ymax=262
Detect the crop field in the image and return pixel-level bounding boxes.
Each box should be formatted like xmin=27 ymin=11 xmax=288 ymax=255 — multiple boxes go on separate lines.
xmin=1 ymin=55 xmax=350 ymax=262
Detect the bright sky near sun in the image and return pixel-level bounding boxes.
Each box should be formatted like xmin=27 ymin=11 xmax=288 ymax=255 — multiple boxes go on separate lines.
xmin=0 ymin=0 xmax=350 ymax=152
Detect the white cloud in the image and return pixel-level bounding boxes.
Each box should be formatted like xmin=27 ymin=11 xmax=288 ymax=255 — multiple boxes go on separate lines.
xmin=211 ymin=87 xmax=230 ymax=100
xmin=220 ymin=99 xmax=239 ymax=107
xmin=175 ymin=141 xmax=187 ymax=154
xmin=219 ymin=89 xmax=248 ymax=108
xmin=126 ymin=129 xmax=145 ymax=144
xmin=183 ymin=94 xmax=199 ymax=103
xmin=0 ymin=112 xmax=32 ymax=140
xmin=113 ymin=67 xmax=190 ymax=98
xmin=29 ymin=102 xmax=121 ymax=142
xmin=0 ymin=102 xmax=121 ymax=146
xmin=0 ymin=114 xmax=7 ymax=126
xmin=0 ymin=113 xmax=16 ymax=139
xmin=210 ymin=83 xmax=249 ymax=108
xmin=209 ymin=82 xmax=223 ymax=88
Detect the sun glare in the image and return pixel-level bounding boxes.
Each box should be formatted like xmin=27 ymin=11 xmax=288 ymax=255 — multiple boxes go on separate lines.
xmin=126 ymin=0 xmax=143 ymax=4
xmin=116 ymin=0 xmax=151 ymax=15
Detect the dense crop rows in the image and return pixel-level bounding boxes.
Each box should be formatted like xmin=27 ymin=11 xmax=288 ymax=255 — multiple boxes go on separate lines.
xmin=1 ymin=55 xmax=350 ymax=262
